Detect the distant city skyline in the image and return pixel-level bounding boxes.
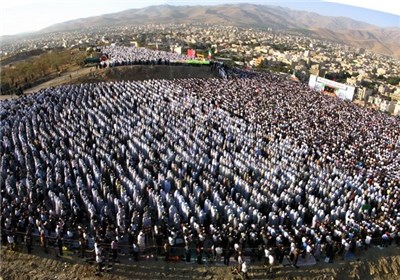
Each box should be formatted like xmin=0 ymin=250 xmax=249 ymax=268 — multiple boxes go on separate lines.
xmin=1 ymin=0 xmax=399 ymax=36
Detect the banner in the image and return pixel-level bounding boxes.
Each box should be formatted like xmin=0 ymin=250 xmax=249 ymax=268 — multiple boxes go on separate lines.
xmin=187 ymin=49 xmax=196 ymax=59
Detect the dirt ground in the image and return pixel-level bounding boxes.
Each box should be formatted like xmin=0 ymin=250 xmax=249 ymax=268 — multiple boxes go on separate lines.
xmin=0 ymin=67 xmax=96 ymax=101
xmin=0 ymin=64 xmax=216 ymax=101
xmin=1 ymin=243 xmax=399 ymax=280
xmin=23 ymin=66 xmax=96 ymax=94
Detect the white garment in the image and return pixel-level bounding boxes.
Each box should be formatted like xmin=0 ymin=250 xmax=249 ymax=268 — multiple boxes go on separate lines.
xmin=241 ymin=261 xmax=248 ymax=273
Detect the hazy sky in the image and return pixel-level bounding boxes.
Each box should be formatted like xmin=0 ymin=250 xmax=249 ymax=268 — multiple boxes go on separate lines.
xmin=1 ymin=0 xmax=399 ymax=36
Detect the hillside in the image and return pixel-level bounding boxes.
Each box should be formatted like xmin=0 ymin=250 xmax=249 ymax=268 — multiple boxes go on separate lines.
xmin=41 ymin=4 xmax=379 ymax=32
xmin=308 ymin=26 xmax=400 ymax=57
xmin=39 ymin=4 xmax=400 ymax=57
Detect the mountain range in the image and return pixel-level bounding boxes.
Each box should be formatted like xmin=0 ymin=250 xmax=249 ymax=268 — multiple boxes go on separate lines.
xmin=41 ymin=4 xmax=400 ymax=58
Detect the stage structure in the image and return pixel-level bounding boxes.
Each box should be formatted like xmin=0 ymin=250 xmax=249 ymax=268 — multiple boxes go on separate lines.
xmin=309 ymin=74 xmax=355 ymax=101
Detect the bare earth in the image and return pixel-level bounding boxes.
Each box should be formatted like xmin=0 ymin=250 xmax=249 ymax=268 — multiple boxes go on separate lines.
xmin=0 ymin=67 xmax=96 ymax=102
xmin=1 ymin=244 xmax=399 ymax=280
xmin=24 ymin=67 xmax=96 ymax=94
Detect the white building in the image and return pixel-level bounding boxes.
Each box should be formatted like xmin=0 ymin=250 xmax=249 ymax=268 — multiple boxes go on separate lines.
xmin=356 ymin=87 xmax=373 ymax=101
xmin=393 ymin=101 xmax=400 ymax=116
xmin=380 ymin=100 xmax=396 ymax=114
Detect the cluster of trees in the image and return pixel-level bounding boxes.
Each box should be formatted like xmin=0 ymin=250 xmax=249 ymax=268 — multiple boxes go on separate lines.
xmin=360 ymin=80 xmax=377 ymax=90
xmin=324 ymin=71 xmax=351 ymax=83
xmin=270 ymin=43 xmax=295 ymax=52
xmin=1 ymin=48 xmax=85 ymax=94
xmin=258 ymin=61 xmax=291 ymax=74
xmin=387 ymin=76 xmax=400 ymax=85
xmin=377 ymin=75 xmax=400 ymax=86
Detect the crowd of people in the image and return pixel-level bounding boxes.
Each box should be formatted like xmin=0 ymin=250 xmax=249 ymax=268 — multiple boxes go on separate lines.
xmin=1 ymin=69 xmax=399 ymax=272
xmin=98 ymin=46 xmax=190 ymax=68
